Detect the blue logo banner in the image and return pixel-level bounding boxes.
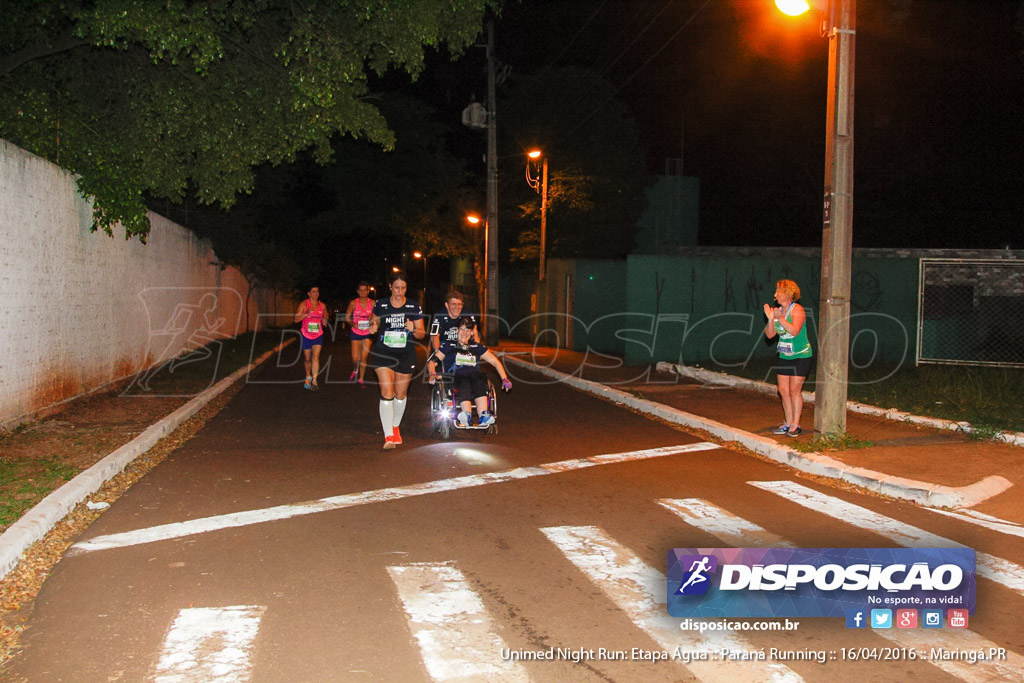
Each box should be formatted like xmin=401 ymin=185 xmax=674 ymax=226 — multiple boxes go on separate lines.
xmin=667 ymin=548 xmax=976 ymax=618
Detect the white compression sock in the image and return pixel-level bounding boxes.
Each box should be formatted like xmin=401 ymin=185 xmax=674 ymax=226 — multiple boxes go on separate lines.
xmin=379 ymin=399 xmax=394 ymax=435
xmin=392 ymin=397 xmax=407 ymax=427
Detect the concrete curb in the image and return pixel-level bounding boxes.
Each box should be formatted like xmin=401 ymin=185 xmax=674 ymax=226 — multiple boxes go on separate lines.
xmin=655 ymin=361 xmax=1024 ymax=448
xmin=506 ymin=357 xmax=1011 ymax=510
xmin=0 ymin=339 xmax=293 ymax=581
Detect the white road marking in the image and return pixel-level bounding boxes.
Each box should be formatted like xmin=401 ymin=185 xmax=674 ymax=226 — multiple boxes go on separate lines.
xmin=659 ymin=498 xmax=1024 ymax=682
xmin=750 ymin=481 xmax=1024 ymax=597
xmin=387 ymin=562 xmax=529 ymax=682
xmin=541 ymin=525 xmax=802 ymax=682
xmin=928 ymin=507 xmax=1024 ymax=539
xmin=152 ymin=605 xmax=265 ymax=683
xmin=71 ymin=443 xmax=718 ymax=553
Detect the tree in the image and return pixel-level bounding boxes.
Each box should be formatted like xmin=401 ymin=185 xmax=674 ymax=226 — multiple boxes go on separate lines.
xmin=498 ymin=66 xmax=650 ymax=262
xmin=0 ymin=0 xmax=494 ymax=240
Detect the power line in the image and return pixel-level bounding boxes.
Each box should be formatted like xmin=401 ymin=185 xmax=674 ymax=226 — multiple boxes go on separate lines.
xmin=596 ymin=0 xmax=677 ymax=80
xmin=550 ymin=0 xmax=611 ymax=66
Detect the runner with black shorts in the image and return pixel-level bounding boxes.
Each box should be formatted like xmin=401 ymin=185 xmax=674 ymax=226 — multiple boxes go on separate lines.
xmin=368 ymin=273 xmax=426 ymax=450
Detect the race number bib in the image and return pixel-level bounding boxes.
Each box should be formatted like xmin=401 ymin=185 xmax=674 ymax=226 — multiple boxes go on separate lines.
xmin=306 ymin=321 xmax=321 ymax=334
xmin=777 ymin=340 xmax=794 ymax=355
xmin=384 ymin=329 xmax=408 ymax=348
xmin=357 ymin=320 xmax=370 ymax=330
xmin=455 ymin=352 xmax=476 ymax=367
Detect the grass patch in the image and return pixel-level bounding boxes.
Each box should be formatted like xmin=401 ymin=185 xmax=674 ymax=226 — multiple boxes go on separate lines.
xmin=700 ymin=358 xmax=1024 ymax=433
xmin=0 ymin=458 xmax=78 ymax=528
xmin=789 ymin=432 xmax=874 ymax=453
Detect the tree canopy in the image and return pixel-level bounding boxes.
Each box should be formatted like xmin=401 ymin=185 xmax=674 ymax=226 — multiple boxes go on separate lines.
xmin=0 ymin=0 xmax=494 ymax=240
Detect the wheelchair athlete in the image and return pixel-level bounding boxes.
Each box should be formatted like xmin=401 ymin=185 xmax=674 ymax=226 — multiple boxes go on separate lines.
xmin=428 ymin=318 xmax=512 ymax=428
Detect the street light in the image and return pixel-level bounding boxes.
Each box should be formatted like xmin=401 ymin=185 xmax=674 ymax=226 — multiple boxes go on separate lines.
xmin=464 ymin=212 xmax=489 ymax=328
xmin=777 ymin=0 xmax=856 ymax=435
xmin=412 ymin=251 xmax=427 ymax=307
xmin=526 ymin=149 xmax=549 ymax=280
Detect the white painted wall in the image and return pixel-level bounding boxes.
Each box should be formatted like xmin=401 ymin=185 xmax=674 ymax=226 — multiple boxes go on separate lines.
xmin=0 ymin=139 xmax=293 ymax=428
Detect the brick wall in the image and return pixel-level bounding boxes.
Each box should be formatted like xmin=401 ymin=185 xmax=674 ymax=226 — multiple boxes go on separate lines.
xmin=0 ymin=139 xmax=292 ymax=429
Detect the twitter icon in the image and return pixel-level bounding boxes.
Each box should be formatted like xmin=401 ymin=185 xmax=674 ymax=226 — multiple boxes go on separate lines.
xmin=871 ymin=609 xmax=892 ymax=629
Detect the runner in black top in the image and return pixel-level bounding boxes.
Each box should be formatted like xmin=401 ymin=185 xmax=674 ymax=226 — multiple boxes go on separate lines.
xmin=368 ymin=273 xmax=426 ymax=450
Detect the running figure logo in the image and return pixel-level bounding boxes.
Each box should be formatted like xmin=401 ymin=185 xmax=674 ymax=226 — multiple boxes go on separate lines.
xmin=675 ymin=554 xmax=718 ymax=595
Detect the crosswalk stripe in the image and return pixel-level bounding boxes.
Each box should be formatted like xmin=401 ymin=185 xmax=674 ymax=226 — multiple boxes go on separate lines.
xmin=541 ymin=525 xmax=802 ymax=682
xmin=70 ymin=443 xmax=718 ymax=554
xmin=659 ymin=498 xmax=1024 ymax=682
xmin=750 ymin=481 xmax=1024 ymax=597
xmin=928 ymin=507 xmax=1024 ymax=539
xmin=387 ymin=563 xmax=530 ymax=682
xmin=152 ymin=605 xmax=265 ymax=683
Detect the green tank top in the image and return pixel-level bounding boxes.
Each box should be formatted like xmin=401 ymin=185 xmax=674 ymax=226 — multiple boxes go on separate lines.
xmin=774 ymin=303 xmax=812 ymax=359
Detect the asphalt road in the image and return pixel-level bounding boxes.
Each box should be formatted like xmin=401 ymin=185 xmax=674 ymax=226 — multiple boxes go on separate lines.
xmin=8 ymin=343 xmax=1024 ymax=682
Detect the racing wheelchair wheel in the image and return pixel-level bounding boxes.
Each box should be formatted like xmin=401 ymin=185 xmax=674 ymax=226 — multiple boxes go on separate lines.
xmin=432 ymin=379 xmax=452 ymax=440
xmin=486 ymin=379 xmax=498 ymax=435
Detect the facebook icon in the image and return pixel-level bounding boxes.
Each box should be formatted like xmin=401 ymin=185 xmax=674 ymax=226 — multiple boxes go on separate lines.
xmin=845 ymin=609 xmax=867 ymax=629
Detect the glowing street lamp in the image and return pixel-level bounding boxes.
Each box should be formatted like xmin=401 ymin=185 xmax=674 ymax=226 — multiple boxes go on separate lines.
xmin=526 ymin=149 xmax=549 ymax=280
xmin=777 ymin=0 xmax=856 ymax=435
xmin=775 ymin=0 xmax=811 ymax=17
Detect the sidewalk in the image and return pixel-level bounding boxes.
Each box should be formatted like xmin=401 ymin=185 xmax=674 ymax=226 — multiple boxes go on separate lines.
xmin=496 ymin=342 xmax=1023 ymax=523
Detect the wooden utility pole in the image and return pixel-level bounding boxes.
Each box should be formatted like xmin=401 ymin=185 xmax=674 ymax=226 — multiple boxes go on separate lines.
xmin=484 ymin=20 xmax=500 ymax=346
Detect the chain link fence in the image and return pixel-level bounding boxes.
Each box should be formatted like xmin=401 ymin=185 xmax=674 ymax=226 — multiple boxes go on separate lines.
xmin=918 ymin=258 xmax=1024 ymax=367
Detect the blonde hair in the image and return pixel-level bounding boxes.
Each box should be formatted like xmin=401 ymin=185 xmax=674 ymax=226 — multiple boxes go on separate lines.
xmin=775 ymin=279 xmax=801 ymax=301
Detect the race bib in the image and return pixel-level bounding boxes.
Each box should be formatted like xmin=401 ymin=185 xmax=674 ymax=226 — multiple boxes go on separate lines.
xmin=384 ymin=329 xmax=407 ymax=348
xmin=306 ymin=321 xmax=320 ymax=334
xmin=455 ymin=352 xmax=476 ymax=367
xmin=777 ymin=340 xmax=794 ymax=355
xmin=357 ymin=320 xmax=370 ymax=330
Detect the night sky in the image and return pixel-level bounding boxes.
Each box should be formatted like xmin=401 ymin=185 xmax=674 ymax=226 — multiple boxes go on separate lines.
xmin=456 ymin=0 xmax=1024 ymax=249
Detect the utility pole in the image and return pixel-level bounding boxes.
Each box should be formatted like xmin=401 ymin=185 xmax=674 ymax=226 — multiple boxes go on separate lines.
xmin=484 ymin=19 xmax=500 ymax=346
xmin=815 ymin=0 xmax=855 ymax=435
xmin=538 ymin=156 xmax=548 ymax=281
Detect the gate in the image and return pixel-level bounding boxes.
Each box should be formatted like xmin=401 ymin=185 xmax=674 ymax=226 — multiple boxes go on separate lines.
xmin=917 ymin=258 xmax=1024 ymax=367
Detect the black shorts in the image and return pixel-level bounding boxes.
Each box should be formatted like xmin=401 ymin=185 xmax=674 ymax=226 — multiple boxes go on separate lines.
xmin=369 ymin=344 xmax=418 ymax=375
xmin=452 ymin=372 xmax=489 ymax=401
xmin=777 ymin=356 xmax=812 ymax=377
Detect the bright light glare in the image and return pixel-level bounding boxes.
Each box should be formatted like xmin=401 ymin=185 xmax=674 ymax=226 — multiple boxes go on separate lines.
xmin=775 ymin=0 xmax=810 ymax=16
xmin=392 ymin=266 xmax=400 ymax=272
xmin=466 ymin=214 xmax=481 ymax=224
xmin=527 ymin=149 xmax=542 ymax=158
xmin=413 ymin=251 xmax=423 ymax=259
xmin=454 ymin=447 xmax=496 ymax=465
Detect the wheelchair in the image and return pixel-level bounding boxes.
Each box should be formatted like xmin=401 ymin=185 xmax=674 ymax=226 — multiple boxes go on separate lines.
xmin=430 ymin=374 xmax=498 ymax=439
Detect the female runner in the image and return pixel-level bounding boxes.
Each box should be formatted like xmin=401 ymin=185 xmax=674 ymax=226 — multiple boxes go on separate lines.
xmin=368 ymin=273 xmax=426 ymax=449
xmin=345 ymin=281 xmax=374 ymax=387
xmin=294 ymin=285 xmax=328 ymax=391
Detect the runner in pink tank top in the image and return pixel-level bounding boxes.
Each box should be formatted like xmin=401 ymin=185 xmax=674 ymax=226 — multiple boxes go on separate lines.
xmin=293 ymin=286 xmax=328 ymax=390
xmin=345 ymin=281 xmax=374 ymax=386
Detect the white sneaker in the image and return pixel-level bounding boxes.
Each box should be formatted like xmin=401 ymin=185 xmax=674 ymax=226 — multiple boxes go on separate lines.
xmin=478 ymin=412 xmax=495 ymax=428
xmin=457 ymin=411 xmax=471 ymax=427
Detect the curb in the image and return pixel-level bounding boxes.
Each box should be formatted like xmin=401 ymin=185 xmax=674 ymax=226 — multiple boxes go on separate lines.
xmin=0 ymin=339 xmax=293 ymax=581
xmin=655 ymin=361 xmax=1024 ymax=448
xmin=505 ymin=357 xmax=1011 ymax=510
